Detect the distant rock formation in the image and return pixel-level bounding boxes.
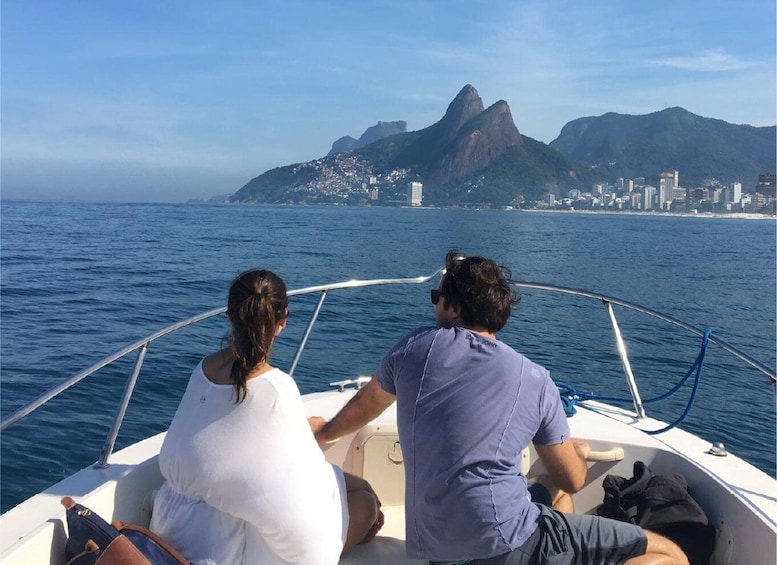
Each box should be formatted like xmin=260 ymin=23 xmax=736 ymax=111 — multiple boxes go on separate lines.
xmin=230 ymin=84 xmax=602 ymax=206
xmin=228 ymin=82 xmax=776 ymax=206
xmin=328 ymin=136 xmax=357 ymax=155
xmin=395 ymin=84 xmax=487 ymax=168
xmin=327 ymin=121 xmax=407 ymax=156
xmin=429 ymin=99 xmax=523 ymax=185
xmin=550 ymin=107 xmax=776 ymax=188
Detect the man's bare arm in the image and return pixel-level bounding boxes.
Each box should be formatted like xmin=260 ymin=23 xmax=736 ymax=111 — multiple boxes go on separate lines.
xmin=534 ymin=439 xmax=590 ymax=494
xmin=315 ymin=378 xmax=396 ymax=444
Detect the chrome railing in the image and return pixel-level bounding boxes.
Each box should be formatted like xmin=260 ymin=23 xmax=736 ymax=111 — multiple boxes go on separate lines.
xmin=2 ymin=269 xmax=774 ymax=470
xmin=0 ymin=268 xmax=443 ymax=467
xmin=512 ymin=282 xmax=776 ymax=383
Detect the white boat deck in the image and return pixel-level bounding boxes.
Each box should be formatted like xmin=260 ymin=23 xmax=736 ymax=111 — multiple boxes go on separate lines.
xmin=0 ymin=388 xmax=774 ymax=564
xmin=304 ymin=388 xmax=776 ymax=565
xmin=340 ymin=506 xmax=421 ymax=565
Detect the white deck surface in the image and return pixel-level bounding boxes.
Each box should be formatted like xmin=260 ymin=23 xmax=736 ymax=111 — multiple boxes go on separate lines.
xmin=1 ymin=388 xmax=774 ymax=565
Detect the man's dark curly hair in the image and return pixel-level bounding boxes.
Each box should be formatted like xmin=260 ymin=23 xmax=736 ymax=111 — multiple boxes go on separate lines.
xmin=439 ymin=249 xmax=519 ymax=333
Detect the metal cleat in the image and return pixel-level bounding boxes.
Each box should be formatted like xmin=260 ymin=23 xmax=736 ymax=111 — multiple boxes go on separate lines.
xmin=329 ymin=376 xmax=372 ymax=392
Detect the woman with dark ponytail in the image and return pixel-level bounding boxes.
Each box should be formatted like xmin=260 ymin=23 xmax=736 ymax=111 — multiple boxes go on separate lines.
xmin=151 ymin=269 xmax=382 ymax=564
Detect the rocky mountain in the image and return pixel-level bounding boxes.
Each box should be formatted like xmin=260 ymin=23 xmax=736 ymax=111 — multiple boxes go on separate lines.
xmin=550 ymin=107 xmax=776 ymax=189
xmin=327 ymin=121 xmax=407 ymax=156
xmin=230 ymin=85 xmax=603 ymax=206
xmin=327 ymin=136 xmax=357 ymax=155
xmin=393 ymin=85 xmax=523 ymax=185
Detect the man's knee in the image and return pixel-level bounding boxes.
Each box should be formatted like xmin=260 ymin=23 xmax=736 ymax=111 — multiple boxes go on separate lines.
xmin=634 ymin=530 xmax=689 ymax=565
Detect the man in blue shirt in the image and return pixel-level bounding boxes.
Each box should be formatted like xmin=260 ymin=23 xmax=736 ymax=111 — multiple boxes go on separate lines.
xmin=315 ymin=250 xmax=688 ymax=564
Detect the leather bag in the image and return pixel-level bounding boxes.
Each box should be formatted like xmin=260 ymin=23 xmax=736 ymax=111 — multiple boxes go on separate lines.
xmin=61 ymin=496 xmax=189 ymax=565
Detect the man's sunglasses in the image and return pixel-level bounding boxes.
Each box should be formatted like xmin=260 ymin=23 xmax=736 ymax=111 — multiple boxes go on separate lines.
xmin=430 ymin=289 xmax=444 ymax=305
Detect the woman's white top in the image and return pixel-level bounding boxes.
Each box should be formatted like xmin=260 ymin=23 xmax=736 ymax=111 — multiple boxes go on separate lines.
xmin=151 ymin=362 xmax=348 ymax=565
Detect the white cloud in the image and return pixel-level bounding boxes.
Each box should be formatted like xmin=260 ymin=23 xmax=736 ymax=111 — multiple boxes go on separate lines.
xmin=650 ymin=49 xmax=759 ymax=72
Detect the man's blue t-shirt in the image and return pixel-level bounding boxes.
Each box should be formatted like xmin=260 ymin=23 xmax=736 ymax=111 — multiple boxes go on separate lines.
xmin=375 ymin=326 xmax=570 ymax=561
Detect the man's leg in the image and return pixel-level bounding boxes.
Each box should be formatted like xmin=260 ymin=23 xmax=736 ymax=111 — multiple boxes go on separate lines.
xmin=472 ymin=506 xmax=688 ymax=565
xmin=530 ymin=505 xmax=651 ymax=563
xmin=529 ymin=474 xmax=574 ymax=512
xmin=625 ymin=531 xmax=689 ymax=565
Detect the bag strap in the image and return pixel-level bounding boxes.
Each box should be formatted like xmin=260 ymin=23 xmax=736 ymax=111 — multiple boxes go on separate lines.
xmin=112 ymin=521 xmax=189 ymax=565
xmin=65 ymin=540 xmax=100 ymax=565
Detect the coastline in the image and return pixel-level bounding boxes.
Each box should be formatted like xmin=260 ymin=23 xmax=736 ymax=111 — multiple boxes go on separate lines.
xmin=515 ymin=208 xmax=776 ymax=220
xmin=2 ymin=198 xmax=775 ymax=220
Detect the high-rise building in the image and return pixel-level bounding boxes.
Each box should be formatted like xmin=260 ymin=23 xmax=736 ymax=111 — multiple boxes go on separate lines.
xmin=407 ymin=182 xmax=423 ymax=206
xmin=756 ymin=173 xmax=776 ymax=198
xmin=616 ymin=178 xmax=634 ymax=193
xmin=659 ymin=171 xmax=677 ymax=211
xmin=643 ymin=186 xmax=656 ymax=210
xmin=671 ymin=187 xmax=686 ymax=200
xmin=694 ymin=188 xmax=708 ymax=201
xmin=726 ymin=182 xmax=742 ymax=203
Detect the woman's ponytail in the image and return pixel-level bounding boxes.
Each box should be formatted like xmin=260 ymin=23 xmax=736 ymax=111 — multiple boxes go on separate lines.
xmin=226 ymin=270 xmax=288 ymax=402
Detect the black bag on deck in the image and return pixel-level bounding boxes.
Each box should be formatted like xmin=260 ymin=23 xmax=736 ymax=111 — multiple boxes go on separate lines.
xmin=61 ymin=496 xmax=189 ymax=565
xmin=597 ymin=461 xmax=716 ymax=565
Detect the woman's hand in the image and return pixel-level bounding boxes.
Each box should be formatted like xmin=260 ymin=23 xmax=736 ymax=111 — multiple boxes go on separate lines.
xmin=308 ymin=416 xmax=327 ymax=434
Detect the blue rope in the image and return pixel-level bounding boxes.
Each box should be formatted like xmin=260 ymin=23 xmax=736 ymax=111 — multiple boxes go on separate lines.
xmin=556 ymin=329 xmax=713 ymax=434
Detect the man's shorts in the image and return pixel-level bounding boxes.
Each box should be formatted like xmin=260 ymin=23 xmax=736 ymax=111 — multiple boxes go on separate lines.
xmin=430 ymin=504 xmax=647 ymax=565
xmin=470 ymin=504 xmax=648 ymax=564
xmin=527 ymin=482 xmax=553 ymax=507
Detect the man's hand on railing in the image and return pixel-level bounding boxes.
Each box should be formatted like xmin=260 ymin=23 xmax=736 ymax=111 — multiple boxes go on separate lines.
xmin=573 ymin=439 xmax=591 ymax=461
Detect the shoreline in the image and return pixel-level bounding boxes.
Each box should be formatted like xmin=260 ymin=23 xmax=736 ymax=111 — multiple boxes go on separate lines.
xmin=3 ymin=198 xmax=775 ymax=220
xmin=515 ymin=208 xmax=775 ymax=220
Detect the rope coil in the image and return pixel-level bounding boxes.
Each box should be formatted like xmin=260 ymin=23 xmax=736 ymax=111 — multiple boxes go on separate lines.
xmin=556 ymin=328 xmax=713 ymax=435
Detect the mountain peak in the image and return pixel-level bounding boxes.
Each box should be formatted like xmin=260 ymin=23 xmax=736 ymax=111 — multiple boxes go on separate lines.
xmin=328 ymin=120 xmax=407 ymax=156
xmin=451 ymin=84 xmax=481 ymax=106
xmin=438 ymin=85 xmax=485 ymax=139
xmin=428 ymin=99 xmax=522 ymax=185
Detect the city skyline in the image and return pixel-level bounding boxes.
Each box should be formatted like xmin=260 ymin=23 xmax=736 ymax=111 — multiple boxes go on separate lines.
xmin=542 ymin=171 xmax=774 ymax=214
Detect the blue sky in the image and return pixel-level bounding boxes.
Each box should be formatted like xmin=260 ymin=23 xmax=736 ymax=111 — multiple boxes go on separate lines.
xmin=2 ymin=0 xmax=775 ymax=202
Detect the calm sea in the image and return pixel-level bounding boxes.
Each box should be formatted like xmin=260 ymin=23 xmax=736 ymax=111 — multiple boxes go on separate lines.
xmin=1 ymin=201 xmax=775 ymax=512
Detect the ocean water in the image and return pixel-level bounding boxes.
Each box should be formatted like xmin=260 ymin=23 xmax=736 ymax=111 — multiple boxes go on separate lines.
xmin=1 ymin=201 xmax=775 ymax=513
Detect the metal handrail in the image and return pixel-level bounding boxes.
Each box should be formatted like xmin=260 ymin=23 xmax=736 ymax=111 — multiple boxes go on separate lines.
xmin=0 ymin=269 xmax=443 ymax=438
xmin=603 ymin=301 xmax=646 ymax=418
xmin=510 ymin=281 xmax=776 ymax=383
xmin=2 ymin=269 xmax=774 ymax=468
